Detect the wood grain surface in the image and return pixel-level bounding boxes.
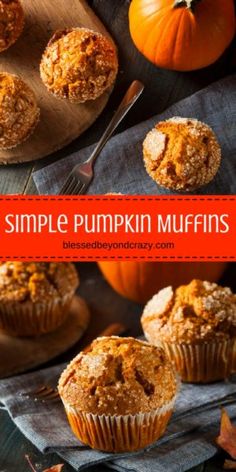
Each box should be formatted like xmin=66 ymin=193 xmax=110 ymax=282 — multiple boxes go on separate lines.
xmin=0 ymin=0 xmax=114 ymax=165
xmin=0 ymin=295 xmax=90 ymax=378
xmin=0 ymin=0 xmax=235 ymax=194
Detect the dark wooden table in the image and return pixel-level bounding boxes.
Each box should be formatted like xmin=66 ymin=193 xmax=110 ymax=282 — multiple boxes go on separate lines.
xmin=1 ymin=262 xmax=236 ymax=471
xmin=0 ymin=0 xmax=235 ymax=194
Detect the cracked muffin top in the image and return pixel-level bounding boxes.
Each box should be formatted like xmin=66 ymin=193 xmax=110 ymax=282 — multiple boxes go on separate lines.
xmin=142 ymin=280 xmax=236 ymax=344
xmin=0 ymin=262 xmax=79 ymax=303
xmin=0 ymin=73 xmax=40 ymax=149
xmin=40 ymin=27 xmax=118 ymax=103
xmin=0 ymin=0 xmax=24 ymax=52
xmin=58 ymin=336 xmax=177 ymax=415
xmin=143 ymin=117 xmax=221 ymax=191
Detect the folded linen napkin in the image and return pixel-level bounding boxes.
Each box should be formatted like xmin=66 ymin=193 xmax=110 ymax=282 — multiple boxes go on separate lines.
xmin=1 ymin=363 xmax=236 ymax=472
xmin=33 ymin=75 xmax=236 ymax=195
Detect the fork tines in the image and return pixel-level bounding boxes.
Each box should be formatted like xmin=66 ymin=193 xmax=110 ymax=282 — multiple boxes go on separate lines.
xmin=59 ymin=174 xmax=86 ymax=195
xmin=22 ymin=385 xmax=60 ymax=402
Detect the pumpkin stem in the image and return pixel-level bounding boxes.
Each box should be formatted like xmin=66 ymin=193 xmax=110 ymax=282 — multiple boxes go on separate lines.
xmin=174 ymin=0 xmax=201 ymax=12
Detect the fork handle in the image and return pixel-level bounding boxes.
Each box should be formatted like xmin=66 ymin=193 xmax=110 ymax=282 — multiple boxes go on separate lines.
xmin=83 ymin=323 xmax=127 ymax=352
xmin=96 ymin=322 xmax=126 ymax=338
xmin=86 ymin=80 xmax=144 ymax=166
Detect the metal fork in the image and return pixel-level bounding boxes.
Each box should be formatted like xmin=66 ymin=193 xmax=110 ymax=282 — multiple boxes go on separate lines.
xmin=21 ymin=323 xmax=127 ymax=402
xmin=58 ymin=80 xmax=144 ymax=195
xmin=23 ymin=385 xmax=60 ymax=402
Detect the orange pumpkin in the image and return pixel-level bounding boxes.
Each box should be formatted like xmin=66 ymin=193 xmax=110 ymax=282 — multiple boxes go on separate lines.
xmin=98 ymin=261 xmax=227 ymax=304
xmin=129 ymin=0 xmax=235 ymax=71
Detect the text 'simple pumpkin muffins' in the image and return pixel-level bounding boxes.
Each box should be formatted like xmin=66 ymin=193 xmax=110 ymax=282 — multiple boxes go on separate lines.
xmin=141 ymin=280 xmax=236 ymax=383
xmin=0 ymin=73 xmax=40 ymax=149
xmin=143 ymin=117 xmax=221 ymax=191
xmin=0 ymin=262 xmax=79 ymax=336
xmin=58 ymin=336 xmax=178 ymax=452
xmin=0 ymin=0 xmax=24 ymax=52
xmin=40 ymin=28 xmax=118 ymax=103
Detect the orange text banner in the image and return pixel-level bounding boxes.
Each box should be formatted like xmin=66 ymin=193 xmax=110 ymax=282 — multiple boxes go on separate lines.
xmin=0 ymin=196 xmax=235 ymax=261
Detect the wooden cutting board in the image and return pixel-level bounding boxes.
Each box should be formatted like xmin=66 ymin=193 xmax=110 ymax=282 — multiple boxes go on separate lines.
xmin=0 ymin=0 xmax=115 ymax=164
xmin=0 ymin=295 xmax=90 ymax=378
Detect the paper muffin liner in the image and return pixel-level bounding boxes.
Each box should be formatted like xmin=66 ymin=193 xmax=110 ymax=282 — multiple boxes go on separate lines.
xmin=161 ymin=339 xmax=235 ymax=383
xmin=62 ymin=396 xmax=176 ymax=452
xmin=0 ymin=291 xmax=74 ymax=337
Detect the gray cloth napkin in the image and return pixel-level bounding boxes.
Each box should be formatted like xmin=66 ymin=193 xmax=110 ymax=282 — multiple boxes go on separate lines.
xmin=33 ymin=75 xmax=236 ymax=195
xmin=1 ymin=363 xmax=236 ymax=472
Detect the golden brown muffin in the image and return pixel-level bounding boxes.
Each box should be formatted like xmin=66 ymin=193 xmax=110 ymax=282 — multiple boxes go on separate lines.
xmin=142 ymin=280 xmax=236 ymax=383
xmin=0 ymin=262 xmax=79 ymax=336
xmin=143 ymin=117 xmax=221 ymax=191
xmin=59 ymin=336 xmax=178 ymax=452
xmin=0 ymin=73 xmax=40 ymax=149
xmin=0 ymin=0 xmax=24 ymax=52
xmin=40 ymin=28 xmax=118 ymax=103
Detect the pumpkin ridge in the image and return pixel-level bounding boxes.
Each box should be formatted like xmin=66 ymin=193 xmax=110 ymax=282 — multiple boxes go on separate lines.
xmin=169 ymin=9 xmax=187 ymax=69
xmin=130 ymin=0 xmax=170 ymax=18
xmin=142 ymin=11 xmax=170 ymax=57
xmin=177 ymin=10 xmax=197 ymax=70
xmin=138 ymin=4 xmax=169 ymax=17
xmin=152 ymin=14 xmax=174 ymax=65
xmin=146 ymin=11 xmax=176 ymax=63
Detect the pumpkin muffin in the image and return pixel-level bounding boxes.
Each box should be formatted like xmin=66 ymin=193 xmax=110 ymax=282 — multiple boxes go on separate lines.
xmin=143 ymin=117 xmax=221 ymax=191
xmin=0 ymin=262 xmax=79 ymax=336
xmin=0 ymin=73 xmax=40 ymax=149
xmin=141 ymin=280 xmax=236 ymax=383
xmin=0 ymin=0 xmax=24 ymax=52
xmin=58 ymin=336 xmax=178 ymax=452
xmin=40 ymin=28 xmax=118 ymax=103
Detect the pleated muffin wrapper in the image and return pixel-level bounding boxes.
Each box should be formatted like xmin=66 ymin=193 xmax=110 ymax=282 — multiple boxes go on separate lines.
xmin=62 ymin=395 xmax=177 ymax=453
xmin=161 ymin=339 xmax=236 ymax=383
xmin=0 ymin=291 xmax=74 ymax=337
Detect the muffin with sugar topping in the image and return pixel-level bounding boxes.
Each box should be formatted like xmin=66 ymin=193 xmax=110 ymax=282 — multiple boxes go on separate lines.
xmin=143 ymin=117 xmax=221 ymax=192
xmin=0 ymin=262 xmax=79 ymax=336
xmin=40 ymin=27 xmax=118 ymax=103
xmin=58 ymin=336 xmax=178 ymax=452
xmin=0 ymin=0 xmax=24 ymax=52
xmin=141 ymin=280 xmax=236 ymax=382
xmin=0 ymin=73 xmax=40 ymax=149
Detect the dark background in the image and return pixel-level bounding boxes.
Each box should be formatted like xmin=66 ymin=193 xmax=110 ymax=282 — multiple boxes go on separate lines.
xmin=0 ymin=0 xmax=235 ymax=194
